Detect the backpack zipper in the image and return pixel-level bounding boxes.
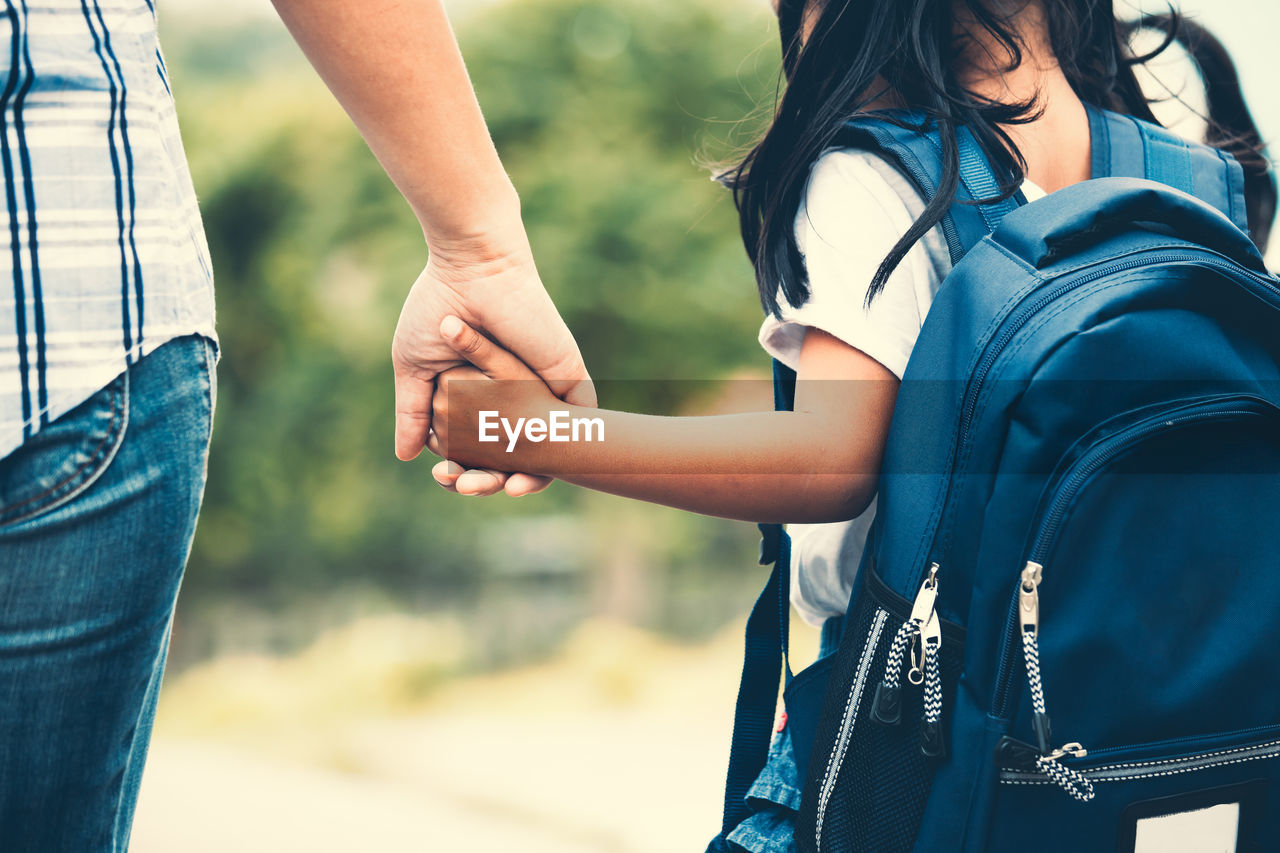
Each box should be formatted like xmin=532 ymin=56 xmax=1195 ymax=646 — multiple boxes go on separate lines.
xmin=870 ymin=564 xmax=949 ymax=758
xmin=813 ymin=567 xmax=965 ymax=851
xmin=991 ymin=394 xmax=1279 ymax=720
xmin=926 ymin=249 xmax=1280 ymax=570
xmin=988 ymin=395 xmax=1280 ymax=799
xmin=871 ymin=564 xmax=939 ymax=726
xmin=814 ymin=607 xmax=890 ymax=847
xmin=998 ymin=731 xmax=1280 ymax=786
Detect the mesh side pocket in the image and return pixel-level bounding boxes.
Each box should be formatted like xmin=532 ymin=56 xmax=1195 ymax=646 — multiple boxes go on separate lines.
xmin=797 ymin=580 xmax=966 ymax=853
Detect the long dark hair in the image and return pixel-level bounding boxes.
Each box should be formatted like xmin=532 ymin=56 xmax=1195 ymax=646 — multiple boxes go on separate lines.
xmin=1130 ymin=14 xmax=1276 ymax=250
xmin=732 ymin=0 xmax=1275 ymax=316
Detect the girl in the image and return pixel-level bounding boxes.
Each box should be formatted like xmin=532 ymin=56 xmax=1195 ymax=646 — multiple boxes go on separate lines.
xmin=430 ymin=1 xmax=1273 ymax=850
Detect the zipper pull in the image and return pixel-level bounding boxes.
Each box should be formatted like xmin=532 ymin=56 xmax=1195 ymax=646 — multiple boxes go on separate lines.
xmin=919 ymin=609 xmax=946 ymax=759
xmin=871 ymin=564 xmax=941 ymax=727
xmin=1015 ymin=559 xmax=1091 ymax=800
xmin=997 ymin=737 xmax=1094 ymax=802
xmin=1019 ymin=561 xmax=1042 ymax=637
xmin=994 ymin=738 xmax=1087 ymax=768
xmin=1019 ymin=561 xmax=1053 ymax=753
xmin=905 ymin=564 xmax=940 ymax=687
xmin=909 ymin=563 xmax=941 ymax=625
xmin=1045 ymin=742 xmax=1087 ymax=762
xmin=1036 ymin=743 xmax=1094 ymax=802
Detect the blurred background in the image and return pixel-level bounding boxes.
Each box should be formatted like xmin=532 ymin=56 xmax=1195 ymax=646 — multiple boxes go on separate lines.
xmin=132 ymin=0 xmax=1278 ymax=849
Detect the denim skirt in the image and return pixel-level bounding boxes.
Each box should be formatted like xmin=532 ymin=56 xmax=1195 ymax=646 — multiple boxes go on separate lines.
xmin=726 ymin=616 xmax=844 ymax=853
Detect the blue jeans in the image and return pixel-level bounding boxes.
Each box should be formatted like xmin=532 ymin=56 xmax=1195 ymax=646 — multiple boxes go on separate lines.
xmin=0 ymin=335 xmax=215 ymax=852
xmin=727 ymin=616 xmax=845 ymax=853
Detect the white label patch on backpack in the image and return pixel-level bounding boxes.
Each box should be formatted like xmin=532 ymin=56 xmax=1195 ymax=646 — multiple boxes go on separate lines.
xmin=1120 ymin=781 xmax=1263 ymax=853
xmin=1133 ymin=802 xmax=1239 ymax=853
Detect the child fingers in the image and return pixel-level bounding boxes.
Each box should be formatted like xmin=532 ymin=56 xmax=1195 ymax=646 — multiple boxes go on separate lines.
xmin=440 ymin=316 xmax=533 ymax=380
xmin=428 ymin=433 xmax=502 ymax=497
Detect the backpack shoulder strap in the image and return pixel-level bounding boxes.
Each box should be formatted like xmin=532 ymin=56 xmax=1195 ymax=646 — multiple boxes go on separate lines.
xmin=837 ymin=111 xmax=1024 ymax=265
xmin=1087 ymin=103 xmax=1249 ymax=234
xmin=707 ymin=358 xmax=795 ymax=852
xmin=839 ymin=107 xmax=1252 ymax=251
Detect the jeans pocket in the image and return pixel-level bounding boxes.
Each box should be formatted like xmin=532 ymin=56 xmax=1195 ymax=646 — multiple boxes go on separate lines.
xmin=0 ymin=370 xmax=129 ymax=528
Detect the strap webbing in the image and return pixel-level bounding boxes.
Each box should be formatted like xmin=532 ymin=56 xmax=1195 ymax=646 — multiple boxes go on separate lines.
xmin=1087 ymin=103 xmax=1249 ymax=234
xmin=839 ymin=113 xmax=1022 ymax=264
xmin=706 ymin=360 xmax=795 ymax=851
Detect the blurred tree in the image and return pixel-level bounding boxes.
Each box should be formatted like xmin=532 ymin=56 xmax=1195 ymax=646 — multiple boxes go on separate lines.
xmin=462 ymin=0 xmax=779 ymax=409
xmin=161 ymin=0 xmax=781 ymax=652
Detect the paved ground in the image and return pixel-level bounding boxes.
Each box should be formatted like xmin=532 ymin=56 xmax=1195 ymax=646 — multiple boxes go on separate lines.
xmin=131 ymin=618 xmax=822 ymax=852
xmin=133 ymin=712 xmax=732 ymax=850
xmin=132 ymin=713 xmax=725 ymax=853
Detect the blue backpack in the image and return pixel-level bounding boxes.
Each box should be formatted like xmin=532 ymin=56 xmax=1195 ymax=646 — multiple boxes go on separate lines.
xmin=709 ymin=105 xmax=1280 ymax=853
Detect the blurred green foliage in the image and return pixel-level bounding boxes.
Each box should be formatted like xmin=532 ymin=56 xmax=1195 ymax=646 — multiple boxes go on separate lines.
xmin=160 ymin=0 xmax=785 ymax=661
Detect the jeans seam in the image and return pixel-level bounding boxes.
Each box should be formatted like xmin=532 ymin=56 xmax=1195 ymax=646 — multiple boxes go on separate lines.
xmin=111 ymin=602 xmax=178 ymax=853
xmin=191 ymin=335 xmax=212 ymax=419
xmin=197 ymin=335 xmax=216 ymax=471
xmin=0 ymin=373 xmax=131 ymax=527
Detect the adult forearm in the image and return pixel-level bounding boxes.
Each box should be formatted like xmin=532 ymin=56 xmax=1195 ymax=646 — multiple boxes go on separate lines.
xmin=270 ymin=0 xmax=520 ymax=249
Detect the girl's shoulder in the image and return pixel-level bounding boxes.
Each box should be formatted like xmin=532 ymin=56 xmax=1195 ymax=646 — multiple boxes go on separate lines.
xmin=803 ymin=146 xmax=933 ymax=224
xmin=762 ymin=148 xmax=954 ymax=380
xmin=796 ymin=146 xmax=949 ymax=274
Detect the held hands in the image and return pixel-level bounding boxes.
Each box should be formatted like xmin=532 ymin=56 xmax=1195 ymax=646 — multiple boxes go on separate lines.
xmin=428 ymin=316 xmax=563 ymax=491
xmin=392 ymin=236 xmax=594 ymax=495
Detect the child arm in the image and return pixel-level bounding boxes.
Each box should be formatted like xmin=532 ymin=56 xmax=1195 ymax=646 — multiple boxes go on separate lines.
xmin=431 ymin=318 xmax=897 ymax=524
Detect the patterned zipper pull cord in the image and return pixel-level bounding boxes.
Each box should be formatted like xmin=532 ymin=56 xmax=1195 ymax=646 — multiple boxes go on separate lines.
xmin=919 ymin=609 xmax=946 ymax=758
xmin=1020 ymin=560 xmax=1095 ymax=802
xmin=1035 ymin=743 xmax=1094 ymax=802
xmin=871 ymin=564 xmax=940 ymax=727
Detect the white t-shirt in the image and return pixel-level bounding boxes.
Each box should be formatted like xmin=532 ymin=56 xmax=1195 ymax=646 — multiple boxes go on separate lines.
xmin=759 ymin=148 xmax=1046 ymax=626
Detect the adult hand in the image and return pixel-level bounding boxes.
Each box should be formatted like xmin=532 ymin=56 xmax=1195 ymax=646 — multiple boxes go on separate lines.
xmin=392 ymin=231 xmax=595 ymax=496
xmin=269 ymin=0 xmax=593 ymax=494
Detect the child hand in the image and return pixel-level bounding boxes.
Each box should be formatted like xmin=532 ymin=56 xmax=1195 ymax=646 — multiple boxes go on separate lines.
xmin=429 ymin=317 xmax=563 ymax=479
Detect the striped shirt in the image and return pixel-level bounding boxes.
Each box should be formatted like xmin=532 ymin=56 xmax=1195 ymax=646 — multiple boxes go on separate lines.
xmin=0 ymin=0 xmax=215 ymax=461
